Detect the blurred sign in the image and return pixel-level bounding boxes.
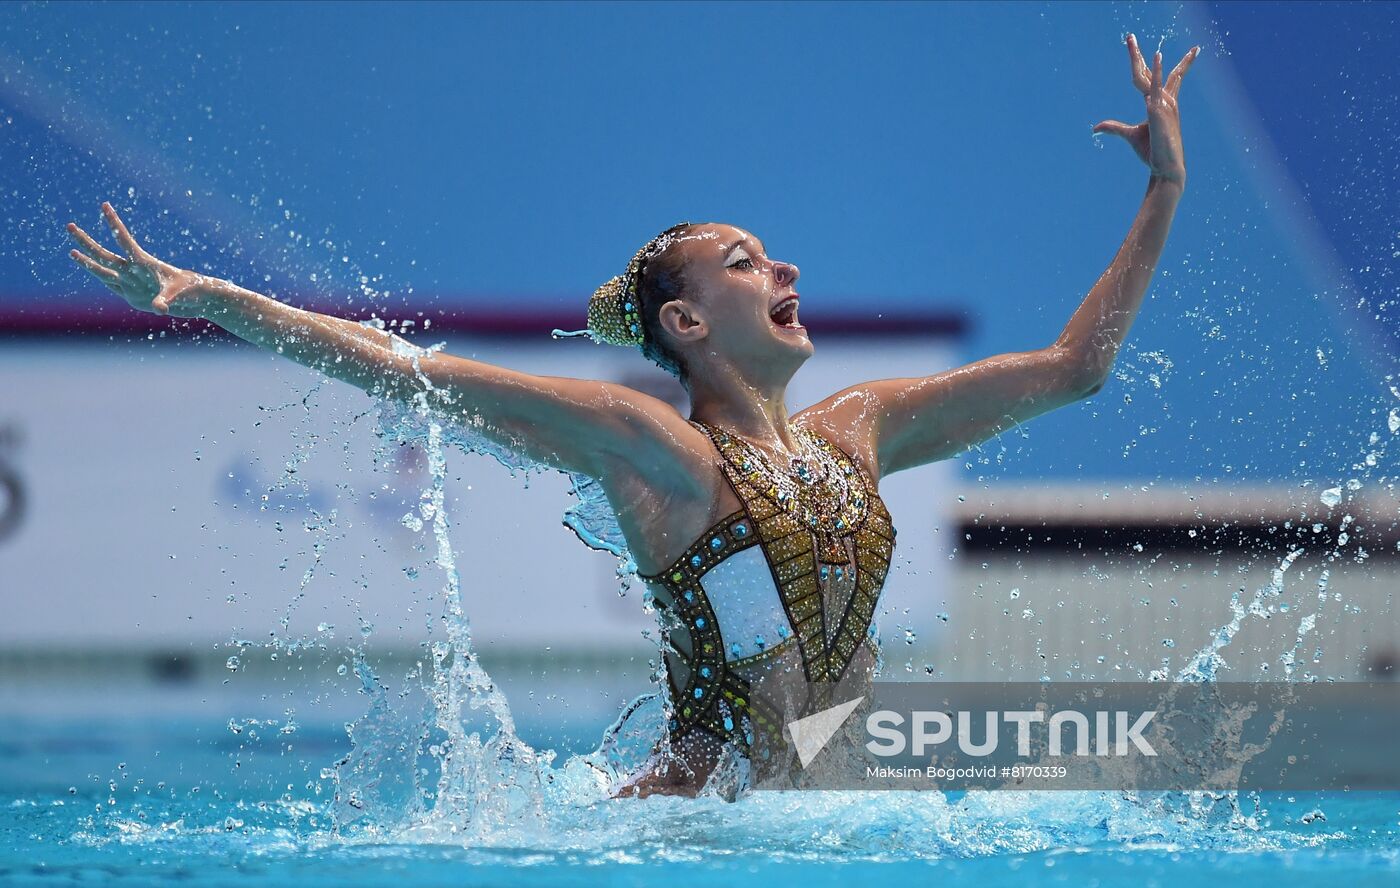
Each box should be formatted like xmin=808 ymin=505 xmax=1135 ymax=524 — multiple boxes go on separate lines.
xmin=0 ymin=421 xmax=24 ymax=545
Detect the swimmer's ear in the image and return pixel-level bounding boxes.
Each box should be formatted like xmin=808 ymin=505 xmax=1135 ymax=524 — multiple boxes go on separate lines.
xmin=659 ymin=299 xmax=707 ymax=344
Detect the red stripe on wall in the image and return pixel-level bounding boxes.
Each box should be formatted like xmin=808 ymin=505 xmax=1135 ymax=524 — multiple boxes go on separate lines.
xmin=0 ymin=302 xmax=970 ymax=340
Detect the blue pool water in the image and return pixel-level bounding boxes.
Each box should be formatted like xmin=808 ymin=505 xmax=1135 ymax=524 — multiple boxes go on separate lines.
xmin=3 ymin=681 xmax=1398 ymax=888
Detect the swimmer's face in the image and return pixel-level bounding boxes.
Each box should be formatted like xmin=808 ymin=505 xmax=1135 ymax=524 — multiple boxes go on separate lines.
xmin=660 ymin=223 xmax=810 ymax=379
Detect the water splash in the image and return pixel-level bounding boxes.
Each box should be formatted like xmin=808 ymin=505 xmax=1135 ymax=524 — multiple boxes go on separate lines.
xmin=318 ymin=333 xmax=677 ymax=841
xmin=550 ymin=327 xmax=596 ymax=341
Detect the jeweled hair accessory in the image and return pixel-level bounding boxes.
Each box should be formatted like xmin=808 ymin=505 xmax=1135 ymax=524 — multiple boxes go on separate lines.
xmin=587 ymin=223 xmax=691 ymax=348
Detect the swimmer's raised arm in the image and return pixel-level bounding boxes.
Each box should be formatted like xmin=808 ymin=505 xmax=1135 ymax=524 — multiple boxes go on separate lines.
xmin=66 ymin=203 xmax=706 ymax=481
xmin=803 ymin=35 xmax=1199 ymax=478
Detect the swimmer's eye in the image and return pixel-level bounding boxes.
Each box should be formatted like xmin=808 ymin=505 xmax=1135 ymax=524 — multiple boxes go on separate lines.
xmin=726 ymin=246 xmax=756 ymax=271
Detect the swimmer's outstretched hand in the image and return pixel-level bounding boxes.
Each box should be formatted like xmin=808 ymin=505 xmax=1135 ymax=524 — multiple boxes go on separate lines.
xmin=66 ymin=202 xmax=212 ymax=317
xmin=1092 ymin=34 xmax=1199 ymax=187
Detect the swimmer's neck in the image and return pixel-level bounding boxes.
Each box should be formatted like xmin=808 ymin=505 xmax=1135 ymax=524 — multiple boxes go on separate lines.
xmin=687 ymin=373 xmax=800 ymax=454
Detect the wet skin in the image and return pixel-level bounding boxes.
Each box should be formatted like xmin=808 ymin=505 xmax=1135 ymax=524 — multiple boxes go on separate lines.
xmin=68 ymin=36 xmax=1198 ymax=797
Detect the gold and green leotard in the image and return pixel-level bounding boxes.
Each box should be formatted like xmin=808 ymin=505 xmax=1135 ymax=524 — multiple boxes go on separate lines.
xmin=638 ymin=420 xmax=897 ymax=758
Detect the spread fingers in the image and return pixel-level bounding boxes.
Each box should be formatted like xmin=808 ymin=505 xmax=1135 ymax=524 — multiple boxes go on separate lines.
xmin=67 ymin=222 xmax=127 ymax=268
xmin=70 ymin=248 xmax=121 ymax=282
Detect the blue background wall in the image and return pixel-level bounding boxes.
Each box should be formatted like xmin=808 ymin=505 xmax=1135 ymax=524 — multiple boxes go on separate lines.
xmin=1 ymin=0 xmax=1395 ymax=483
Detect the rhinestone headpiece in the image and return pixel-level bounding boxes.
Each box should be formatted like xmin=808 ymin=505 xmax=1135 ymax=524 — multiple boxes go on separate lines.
xmin=587 ymin=223 xmax=692 ymax=348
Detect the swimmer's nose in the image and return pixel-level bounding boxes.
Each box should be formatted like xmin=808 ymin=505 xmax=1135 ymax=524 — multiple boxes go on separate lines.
xmin=772 ymin=260 xmax=800 ymax=289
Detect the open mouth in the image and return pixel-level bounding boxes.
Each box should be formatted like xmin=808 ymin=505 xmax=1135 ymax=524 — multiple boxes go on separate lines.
xmin=769 ymin=296 xmax=801 ymax=329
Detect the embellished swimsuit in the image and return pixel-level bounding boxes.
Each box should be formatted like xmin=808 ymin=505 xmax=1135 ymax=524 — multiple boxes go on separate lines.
xmin=638 ymin=420 xmax=897 ymax=760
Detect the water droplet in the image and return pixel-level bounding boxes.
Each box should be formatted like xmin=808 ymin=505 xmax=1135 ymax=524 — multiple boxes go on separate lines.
xmin=1320 ymin=487 xmax=1342 ymax=507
